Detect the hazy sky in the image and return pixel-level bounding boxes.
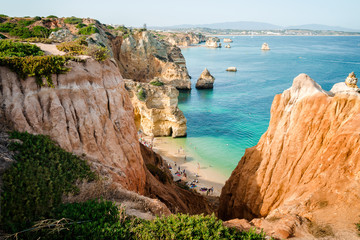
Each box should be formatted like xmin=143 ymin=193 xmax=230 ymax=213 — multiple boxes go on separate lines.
xmin=2 ymin=0 xmax=360 ymax=29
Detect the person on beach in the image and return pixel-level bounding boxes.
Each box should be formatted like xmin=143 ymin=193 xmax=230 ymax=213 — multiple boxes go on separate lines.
xmin=184 ymin=155 xmax=187 ymax=161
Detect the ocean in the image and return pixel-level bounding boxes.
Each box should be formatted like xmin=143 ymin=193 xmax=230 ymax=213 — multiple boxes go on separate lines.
xmin=168 ymin=36 xmax=360 ymax=178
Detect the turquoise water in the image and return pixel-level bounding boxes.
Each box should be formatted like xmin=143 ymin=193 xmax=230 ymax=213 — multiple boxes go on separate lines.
xmin=170 ymin=36 xmax=360 ymax=177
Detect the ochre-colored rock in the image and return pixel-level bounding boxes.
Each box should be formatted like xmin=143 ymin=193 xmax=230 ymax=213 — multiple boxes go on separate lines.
xmin=196 ymin=68 xmax=215 ymax=89
xmin=261 ymin=42 xmax=270 ymax=50
xmin=124 ymin=79 xmax=187 ymax=137
xmin=345 ymin=71 xmax=358 ymax=88
xmin=223 ymin=38 xmax=233 ymax=43
xmin=0 ymin=59 xmax=146 ymax=194
xmin=114 ymin=31 xmax=191 ymax=89
xmin=205 ymin=37 xmax=220 ymax=48
xmin=219 ymin=74 xmax=360 ymax=239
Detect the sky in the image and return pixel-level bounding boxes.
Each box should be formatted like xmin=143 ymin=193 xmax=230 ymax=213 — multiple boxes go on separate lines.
xmin=2 ymin=0 xmax=360 ymax=29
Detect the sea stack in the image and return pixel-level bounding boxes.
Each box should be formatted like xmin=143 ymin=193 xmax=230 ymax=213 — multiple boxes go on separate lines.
xmin=205 ymin=37 xmax=220 ymax=48
xmin=196 ymin=68 xmax=215 ymax=89
xmin=226 ymin=67 xmax=237 ymax=72
xmin=345 ymin=72 xmax=358 ymax=88
xmin=261 ymin=42 xmax=270 ymax=50
xmin=224 ymin=38 xmax=233 ymax=43
xmin=225 ymin=44 xmax=231 ymax=48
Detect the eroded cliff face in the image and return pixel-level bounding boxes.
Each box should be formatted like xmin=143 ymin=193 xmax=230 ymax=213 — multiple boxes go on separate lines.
xmin=113 ymin=31 xmax=191 ymax=89
xmin=0 ymin=59 xmax=146 ymax=194
xmin=164 ymin=32 xmax=206 ymax=47
xmin=124 ymin=79 xmax=187 ymax=137
xmin=219 ymin=74 xmax=360 ymax=239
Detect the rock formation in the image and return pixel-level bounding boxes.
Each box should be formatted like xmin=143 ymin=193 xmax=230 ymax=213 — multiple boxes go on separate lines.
xmin=345 ymin=71 xmax=358 ymax=88
xmin=219 ymin=74 xmax=360 ymax=239
xmin=114 ymin=31 xmax=191 ymax=90
xmin=196 ymin=68 xmax=215 ymax=89
xmin=205 ymin=37 xmax=221 ymax=48
xmin=0 ymin=59 xmax=147 ymax=193
xmin=164 ymin=32 xmax=206 ymax=47
xmin=226 ymin=67 xmax=237 ymax=72
xmin=223 ymin=38 xmax=233 ymax=43
xmin=225 ymin=44 xmax=231 ymax=48
xmin=124 ymin=79 xmax=187 ymax=137
xmin=261 ymin=42 xmax=270 ymax=50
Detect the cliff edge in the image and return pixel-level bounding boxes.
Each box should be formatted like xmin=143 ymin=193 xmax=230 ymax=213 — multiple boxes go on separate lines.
xmin=219 ymin=74 xmax=360 ymax=239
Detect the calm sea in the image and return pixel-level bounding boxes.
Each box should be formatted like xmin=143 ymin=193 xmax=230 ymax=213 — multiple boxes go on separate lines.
xmin=169 ymin=36 xmax=360 ymax=178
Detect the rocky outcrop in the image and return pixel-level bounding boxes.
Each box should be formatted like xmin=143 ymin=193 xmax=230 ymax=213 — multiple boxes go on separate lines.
xmin=0 ymin=59 xmax=146 ymax=194
xmin=219 ymin=74 xmax=360 ymax=239
xmin=261 ymin=42 xmax=270 ymax=50
xmin=205 ymin=37 xmax=221 ymax=48
xmin=196 ymin=68 xmax=215 ymax=89
xmin=114 ymin=31 xmax=191 ymax=90
xmin=345 ymin=72 xmax=358 ymax=88
xmin=124 ymin=79 xmax=187 ymax=137
xmin=226 ymin=67 xmax=237 ymax=72
xmin=164 ymin=32 xmax=206 ymax=47
xmin=224 ymin=44 xmax=231 ymax=48
xmin=223 ymin=38 xmax=233 ymax=43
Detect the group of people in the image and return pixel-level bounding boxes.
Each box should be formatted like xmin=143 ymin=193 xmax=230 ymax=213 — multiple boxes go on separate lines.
xmin=138 ymin=131 xmax=154 ymax=149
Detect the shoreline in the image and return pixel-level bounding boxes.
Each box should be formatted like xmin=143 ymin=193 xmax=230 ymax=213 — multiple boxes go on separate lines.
xmin=143 ymin=136 xmax=227 ymax=196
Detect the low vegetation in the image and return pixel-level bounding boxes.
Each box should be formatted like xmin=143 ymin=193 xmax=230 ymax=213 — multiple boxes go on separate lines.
xmin=0 ymin=40 xmax=44 ymax=57
xmin=63 ymin=16 xmax=83 ymax=25
xmin=136 ymin=87 xmax=146 ymax=101
xmin=1 ymin=131 xmax=268 ymax=239
xmin=78 ymin=25 xmax=99 ymax=35
xmin=150 ymin=79 xmax=164 ymax=86
xmin=57 ymin=37 xmax=109 ymax=61
xmin=1 ymin=131 xmax=96 ymax=233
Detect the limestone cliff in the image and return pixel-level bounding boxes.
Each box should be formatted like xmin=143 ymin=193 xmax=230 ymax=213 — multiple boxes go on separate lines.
xmin=205 ymin=37 xmax=221 ymax=48
xmin=124 ymin=79 xmax=187 ymax=137
xmin=113 ymin=31 xmax=191 ymax=89
xmin=219 ymin=74 xmax=360 ymax=239
xmin=163 ymin=32 xmax=206 ymax=47
xmin=0 ymin=59 xmax=146 ymax=194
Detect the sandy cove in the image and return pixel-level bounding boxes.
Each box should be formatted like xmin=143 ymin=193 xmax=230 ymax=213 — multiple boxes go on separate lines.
xmin=143 ymin=136 xmax=227 ymax=197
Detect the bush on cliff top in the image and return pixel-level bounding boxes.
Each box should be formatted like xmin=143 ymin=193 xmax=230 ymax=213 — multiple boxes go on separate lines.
xmin=0 ymin=55 xmax=78 ymax=87
xmin=78 ymin=25 xmax=99 ymax=35
xmin=64 ymin=16 xmax=83 ymax=25
xmin=0 ymin=40 xmax=44 ymax=57
xmin=0 ymin=131 xmax=96 ymax=233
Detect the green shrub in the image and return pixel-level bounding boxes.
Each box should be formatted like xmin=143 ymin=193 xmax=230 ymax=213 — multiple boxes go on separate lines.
xmin=132 ymin=213 xmax=266 ymax=240
xmin=64 ymin=16 xmax=83 ymax=25
xmin=86 ymin=45 xmax=109 ymax=61
xmin=78 ymin=26 xmax=99 ymax=35
xmin=106 ymin=25 xmax=114 ymax=30
xmin=33 ymin=16 xmax=42 ymax=21
xmin=0 ymin=22 xmax=17 ymax=32
xmin=76 ymin=23 xmax=87 ymax=29
xmin=46 ymin=15 xmax=58 ymax=18
xmin=0 ymin=14 xmax=8 ymax=18
xmin=9 ymin=26 xmax=33 ymax=38
xmin=150 ymin=79 xmax=164 ymax=86
xmin=146 ymin=164 xmax=169 ymax=184
xmin=0 ymin=131 xmax=96 ymax=232
xmin=0 ymin=55 xmax=78 ymax=87
xmin=0 ymin=40 xmax=44 ymax=57
xmin=17 ymin=19 xmax=35 ymax=27
xmin=12 ymin=37 xmax=55 ymax=44
xmin=56 ymin=37 xmax=88 ymax=55
xmin=136 ymin=87 xmax=146 ymax=101
xmin=0 ymin=33 xmax=6 ymax=39
xmin=32 ymin=25 xmax=51 ymax=38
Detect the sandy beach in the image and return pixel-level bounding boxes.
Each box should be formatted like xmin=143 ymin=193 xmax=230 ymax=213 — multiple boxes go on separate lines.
xmin=142 ymin=136 xmax=227 ymax=196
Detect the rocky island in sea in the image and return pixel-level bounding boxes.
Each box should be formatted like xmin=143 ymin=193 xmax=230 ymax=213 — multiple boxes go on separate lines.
xmin=1 ymin=14 xmax=360 ymax=240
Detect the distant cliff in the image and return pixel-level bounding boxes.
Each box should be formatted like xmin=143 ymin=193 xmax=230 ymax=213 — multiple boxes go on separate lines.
xmin=219 ymin=74 xmax=360 ymax=239
xmin=111 ymin=31 xmax=191 ymax=90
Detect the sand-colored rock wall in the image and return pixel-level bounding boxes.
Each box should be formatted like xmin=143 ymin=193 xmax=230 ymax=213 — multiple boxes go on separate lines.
xmin=0 ymin=59 xmax=146 ymax=193
xmin=219 ymin=74 xmax=360 ymax=239
xmin=124 ymin=79 xmax=187 ymax=137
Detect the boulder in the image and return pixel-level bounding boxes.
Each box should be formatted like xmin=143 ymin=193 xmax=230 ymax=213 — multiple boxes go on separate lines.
xmin=49 ymin=29 xmax=76 ymax=42
xmin=225 ymin=44 xmax=231 ymax=48
xmin=196 ymin=68 xmax=215 ymax=89
xmin=345 ymin=71 xmax=358 ymax=88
